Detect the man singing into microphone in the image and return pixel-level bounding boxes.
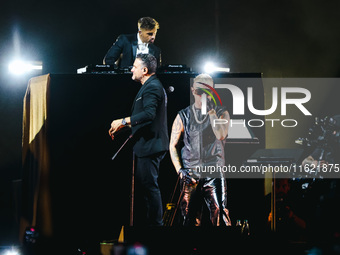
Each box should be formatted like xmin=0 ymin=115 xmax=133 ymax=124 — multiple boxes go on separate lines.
xmin=169 ymin=73 xmax=231 ymax=226
xmin=109 ymin=53 xmax=168 ymax=226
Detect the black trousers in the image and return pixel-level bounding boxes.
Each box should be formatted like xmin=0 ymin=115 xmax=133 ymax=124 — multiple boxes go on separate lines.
xmin=134 ymin=151 xmax=166 ymax=226
xmin=180 ymin=178 xmax=230 ymax=226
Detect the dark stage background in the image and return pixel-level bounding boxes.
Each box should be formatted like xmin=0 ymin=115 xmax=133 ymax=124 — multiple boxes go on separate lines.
xmin=19 ymin=72 xmax=265 ymax=252
xmin=1 ymin=0 xmax=340 ymax=248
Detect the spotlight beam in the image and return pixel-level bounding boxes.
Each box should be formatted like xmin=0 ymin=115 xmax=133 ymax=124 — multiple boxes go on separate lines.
xmin=204 ymin=62 xmax=230 ymax=73
xmin=8 ymin=60 xmax=43 ymax=75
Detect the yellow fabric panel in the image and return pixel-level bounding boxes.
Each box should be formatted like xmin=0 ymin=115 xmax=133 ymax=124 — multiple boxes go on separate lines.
xmin=21 ymin=74 xmax=53 ymax=240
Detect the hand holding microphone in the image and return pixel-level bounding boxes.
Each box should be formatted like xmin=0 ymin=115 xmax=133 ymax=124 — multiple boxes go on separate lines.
xmin=207 ymin=97 xmax=216 ymax=113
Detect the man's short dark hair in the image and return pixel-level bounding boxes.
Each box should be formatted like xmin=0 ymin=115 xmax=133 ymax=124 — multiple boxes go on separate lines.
xmin=138 ymin=17 xmax=159 ymax=31
xmin=136 ymin=53 xmax=157 ymax=74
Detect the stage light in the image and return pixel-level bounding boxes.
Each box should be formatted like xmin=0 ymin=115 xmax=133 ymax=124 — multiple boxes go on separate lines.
xmin=8 ymin=60 xmax=43 ymax=75
xmin=1 ymin=247 xmax=20 ymax=255
xmin=204 ymin=62 xmax=230 ymax=73
xmin=4 ymin=250 xmax=20 ymax=255
xmin=204 ymin=62 xmax=217 ymax=73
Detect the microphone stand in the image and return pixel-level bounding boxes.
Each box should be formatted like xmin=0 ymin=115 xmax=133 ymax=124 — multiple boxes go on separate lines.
xmin=111 ymin=133 xmax=135 ymax=226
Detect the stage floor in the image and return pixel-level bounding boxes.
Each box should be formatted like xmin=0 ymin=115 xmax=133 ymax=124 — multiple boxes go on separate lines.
xmin=21 ymin=226 xmax=340 ymax=255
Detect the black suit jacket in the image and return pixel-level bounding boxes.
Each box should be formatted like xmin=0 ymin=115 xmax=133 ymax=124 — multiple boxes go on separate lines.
xmin=103 ymin=33 xmax=162 ymax=68
xmin=130 ymin=75 xmax=169 ymax=157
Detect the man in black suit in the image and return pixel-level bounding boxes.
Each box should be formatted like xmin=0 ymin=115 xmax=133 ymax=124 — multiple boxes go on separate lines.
xmin=109 ymin=53 xmax=168 ymax=226
xmin=103 ymin=17 xmax=161 ymax=69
